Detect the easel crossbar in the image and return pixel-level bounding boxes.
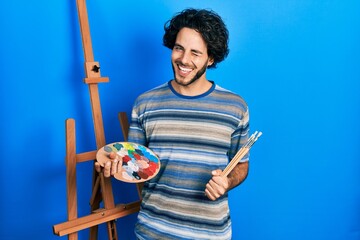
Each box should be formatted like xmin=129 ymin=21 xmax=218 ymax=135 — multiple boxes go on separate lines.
xmin=53 ymin=201 xmax=141 ymax=237
xmin=73 ymin=150 xmax=97 ymax=163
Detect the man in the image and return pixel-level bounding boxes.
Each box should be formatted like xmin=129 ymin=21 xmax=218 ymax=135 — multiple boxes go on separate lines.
xmin=97 ymin=8 xmax=250 ymax=240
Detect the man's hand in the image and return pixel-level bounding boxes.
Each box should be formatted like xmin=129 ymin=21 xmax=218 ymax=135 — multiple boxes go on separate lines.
xmin=205 ymin=169 xmax=229 ymax=201
xmin=205 ymin=161 xmax=249 ymax=201
xmin=94 ymin=152 xmax=121 ymax=177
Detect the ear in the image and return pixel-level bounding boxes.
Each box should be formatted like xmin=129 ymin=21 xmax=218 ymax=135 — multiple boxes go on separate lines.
xmin=207 ymin=57 xmax=215 ymax=67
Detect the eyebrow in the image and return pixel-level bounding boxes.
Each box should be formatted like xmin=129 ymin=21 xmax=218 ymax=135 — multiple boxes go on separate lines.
xmin=174 ymin=43 xmax=204 ymax=55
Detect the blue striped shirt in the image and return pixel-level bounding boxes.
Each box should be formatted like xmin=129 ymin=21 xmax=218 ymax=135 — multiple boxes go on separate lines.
xmin=129 ymin=81 xmax=249 ymax=240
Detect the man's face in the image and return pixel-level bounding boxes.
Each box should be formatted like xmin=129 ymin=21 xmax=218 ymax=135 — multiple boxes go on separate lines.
xmin=171 ymin=27 xmax=214 ymax=87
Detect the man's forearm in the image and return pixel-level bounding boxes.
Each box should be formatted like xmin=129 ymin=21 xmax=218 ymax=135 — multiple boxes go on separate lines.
xmin=227 ymin=161 xmax=249 ymax=190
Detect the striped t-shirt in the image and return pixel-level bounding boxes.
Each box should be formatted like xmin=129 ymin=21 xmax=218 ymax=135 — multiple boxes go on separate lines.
xmin=129 ymin=81 xmax=249 ymax=240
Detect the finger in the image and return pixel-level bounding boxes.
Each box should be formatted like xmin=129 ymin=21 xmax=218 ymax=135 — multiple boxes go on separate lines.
xmin=206 ymin=179 xmax=226 ymax=199
xmin=103 ymin=161 xmax=112 ymax=177
xmin=206 ymin=181 xmax=219 ymax=200
xmin=117 ymin=159 xmax=122 ymax=173
xmin=111 ymin=158 xmax=119 ymax=175
xmin=94 ymin=161 xmax=102 ymax=173
xmin=205 ymin=188 xmax=218 ymax=201
xmin=205 ymin=189 xmax=214 ymax=201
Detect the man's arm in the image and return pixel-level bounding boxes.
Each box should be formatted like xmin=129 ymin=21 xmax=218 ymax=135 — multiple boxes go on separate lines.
xmin=227 ymin=161 xmax=249 ymax=190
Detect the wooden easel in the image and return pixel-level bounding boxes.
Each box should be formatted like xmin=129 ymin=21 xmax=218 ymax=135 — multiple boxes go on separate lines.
xmin=53 ymin=0 xmax=141 ymax=239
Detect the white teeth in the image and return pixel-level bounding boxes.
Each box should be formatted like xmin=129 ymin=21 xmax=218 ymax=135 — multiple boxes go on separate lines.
xmin=179 ymin=65 xmax=192 ymax=72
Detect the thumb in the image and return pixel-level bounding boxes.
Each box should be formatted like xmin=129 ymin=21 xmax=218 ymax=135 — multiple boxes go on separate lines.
xmin=109 ymin=152 xmax=117 ymax=159
xmin=212 ymin=169 xmax=222 ymax=176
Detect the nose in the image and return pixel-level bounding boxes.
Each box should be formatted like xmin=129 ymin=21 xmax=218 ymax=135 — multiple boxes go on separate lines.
xmin=180 ymin=51 xmax=192 ymax=65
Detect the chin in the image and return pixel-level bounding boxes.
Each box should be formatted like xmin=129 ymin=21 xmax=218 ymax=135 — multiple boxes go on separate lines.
xmin=174 ymin=78 xmax=188 ymax=86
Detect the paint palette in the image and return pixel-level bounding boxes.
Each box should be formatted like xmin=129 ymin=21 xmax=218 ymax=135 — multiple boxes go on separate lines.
xmin=96 ymin=142 xmax=160 ymax=183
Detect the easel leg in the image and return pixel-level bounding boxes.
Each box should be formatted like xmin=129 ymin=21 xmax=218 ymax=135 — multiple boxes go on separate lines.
xmin=66 ymin=119 xmax=78 ymax=240
xmin=89 ymin=170 xmax=118 ymax=240
xmin=89 ymin=169 xmax=101 ymax=239
xmin=100 ymin=174 xmax=118 ymax=240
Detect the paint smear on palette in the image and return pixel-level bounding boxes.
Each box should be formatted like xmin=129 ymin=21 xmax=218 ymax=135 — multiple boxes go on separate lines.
xmin=100 ymin=142 xmax=160 ymax=183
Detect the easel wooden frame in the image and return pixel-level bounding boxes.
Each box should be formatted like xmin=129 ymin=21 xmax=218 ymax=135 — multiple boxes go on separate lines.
xmin=53 ymin=0 xmax=141 ymax=239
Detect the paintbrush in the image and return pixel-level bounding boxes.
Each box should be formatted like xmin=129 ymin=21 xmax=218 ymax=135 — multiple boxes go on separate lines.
xmin=221 ymin=131 xmax=262 ymax=177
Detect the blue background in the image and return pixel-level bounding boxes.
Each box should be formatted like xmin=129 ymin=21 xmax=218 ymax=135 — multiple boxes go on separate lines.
xmin=0 ymin=0 xmax=359 ymax=239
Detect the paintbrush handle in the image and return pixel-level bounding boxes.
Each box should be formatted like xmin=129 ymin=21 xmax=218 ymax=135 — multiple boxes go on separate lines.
xmin=221 ymin=147 xmax=250 ymax=177
xmin=221 ymin=131 xmax=262 ymax=178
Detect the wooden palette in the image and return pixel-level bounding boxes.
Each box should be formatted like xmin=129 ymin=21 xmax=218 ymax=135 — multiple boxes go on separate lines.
xmin=96 ymin=142 xmax=160 ymax=183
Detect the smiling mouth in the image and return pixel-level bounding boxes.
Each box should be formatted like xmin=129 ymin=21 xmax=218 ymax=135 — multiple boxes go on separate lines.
xmin=178 ymin=64 xmax=193 ymax=76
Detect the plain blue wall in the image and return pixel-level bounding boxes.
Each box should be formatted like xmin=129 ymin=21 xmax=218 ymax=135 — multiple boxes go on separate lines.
xmin=0 ymin=1 xmax=359 ymax=239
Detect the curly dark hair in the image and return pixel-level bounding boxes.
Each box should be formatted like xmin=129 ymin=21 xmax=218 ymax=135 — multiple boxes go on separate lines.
xmin=163 ymin=8 xmax=229 ymax=69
